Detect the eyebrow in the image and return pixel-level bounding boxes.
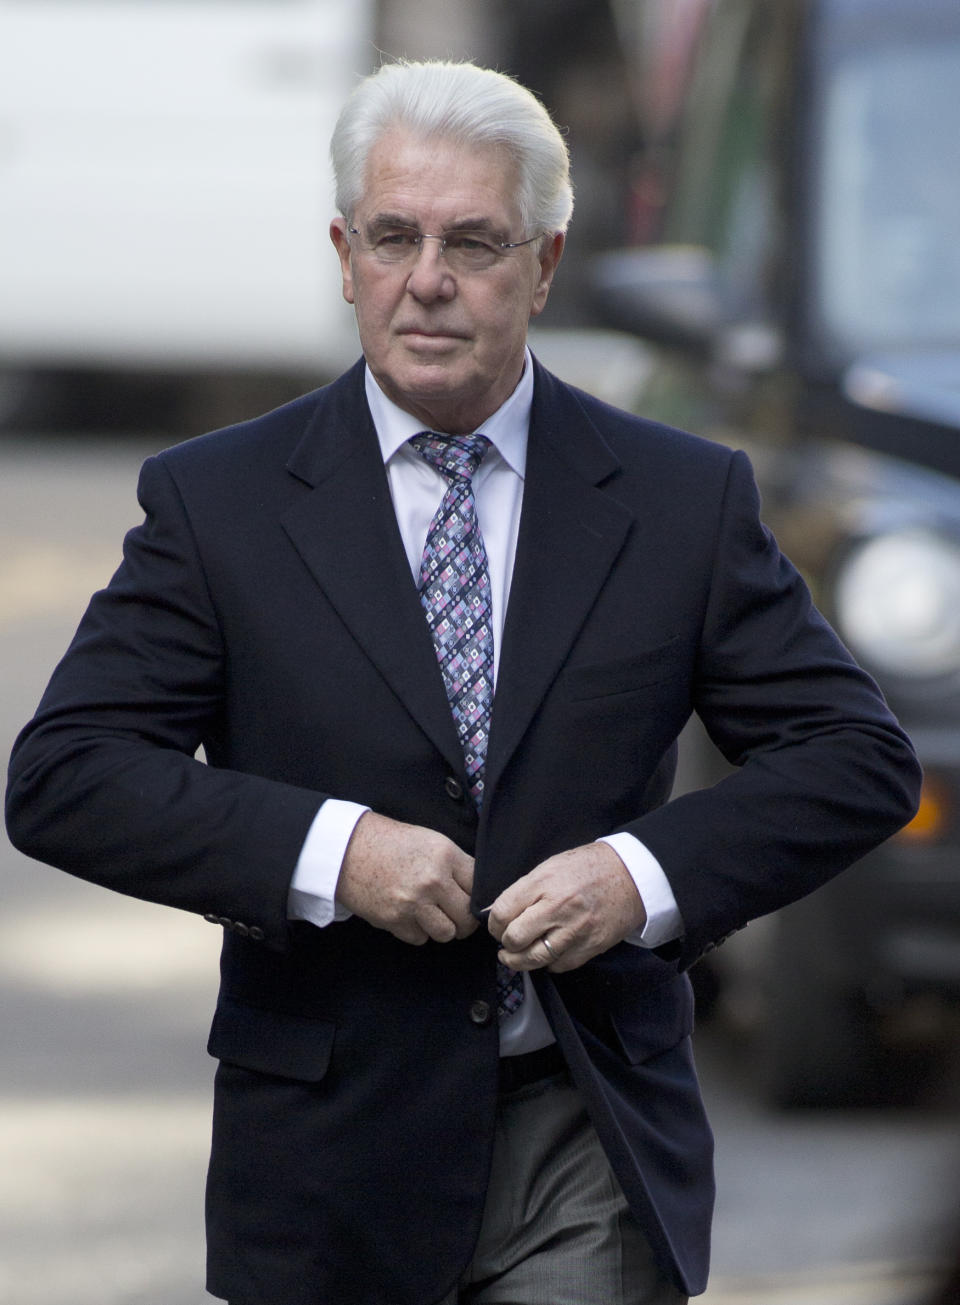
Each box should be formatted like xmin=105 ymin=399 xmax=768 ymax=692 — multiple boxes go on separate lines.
xmin=367 ymin=213 xmax=505 ymax=236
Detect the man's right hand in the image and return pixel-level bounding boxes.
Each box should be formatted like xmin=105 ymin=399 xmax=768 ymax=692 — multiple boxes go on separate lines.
xmin=336 ymin=811 xmax=478 ymax=945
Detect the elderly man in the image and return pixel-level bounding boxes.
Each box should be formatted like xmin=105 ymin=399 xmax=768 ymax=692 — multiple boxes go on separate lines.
xmin=6 ymin=60 xmax=920 ymax=1305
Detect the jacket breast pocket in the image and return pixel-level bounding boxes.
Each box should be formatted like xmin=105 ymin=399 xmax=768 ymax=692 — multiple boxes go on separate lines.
xmin=207 ymin=995 xmax=335 ymax=1082
xmin=563 ymin=637 xmax=683 ymax=701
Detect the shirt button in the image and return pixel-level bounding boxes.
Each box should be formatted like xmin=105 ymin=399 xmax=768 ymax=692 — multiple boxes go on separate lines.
xmin=444 ymin=776 xmax=465 ymax=801
xmin=469 ymin=999 xmax=492 ymax=1027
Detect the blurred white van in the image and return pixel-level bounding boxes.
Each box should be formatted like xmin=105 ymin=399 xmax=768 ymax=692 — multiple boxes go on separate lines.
xmin=0 ymin=0 xmax=373 ymax=381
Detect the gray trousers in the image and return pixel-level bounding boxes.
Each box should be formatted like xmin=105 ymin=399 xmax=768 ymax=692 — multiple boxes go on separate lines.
xmin=436 ymin=1069 xmax=688 ymax=1305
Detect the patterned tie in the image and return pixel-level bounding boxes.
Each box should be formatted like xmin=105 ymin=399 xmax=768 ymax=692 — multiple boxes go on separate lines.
xmin=409 ymin=432 xmax=524 ymax=1019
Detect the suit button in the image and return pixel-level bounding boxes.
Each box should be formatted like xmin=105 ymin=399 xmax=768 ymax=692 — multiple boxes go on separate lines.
xmin=248 ymin=926 xmax=265 ymax=942
xmin=469 ymin=999 xmax=492 ymax=1027
xmin=233 ymin=922 xmax=250 ymax=938
xmin=203 ymin=913 xmax=219 ymax=925
xmin=444 ymin=776 xmax=465 ymax=801
xmin=217 ymin=916 xmax=233 ymax=930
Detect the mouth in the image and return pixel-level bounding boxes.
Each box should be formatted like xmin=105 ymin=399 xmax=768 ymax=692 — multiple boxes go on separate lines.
xmin=398 ymin=328 xmax=468 ymax=346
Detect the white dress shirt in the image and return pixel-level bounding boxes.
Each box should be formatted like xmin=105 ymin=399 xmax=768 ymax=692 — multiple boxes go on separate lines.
xmin=288 ymin=352 xmax=683 ymax=1054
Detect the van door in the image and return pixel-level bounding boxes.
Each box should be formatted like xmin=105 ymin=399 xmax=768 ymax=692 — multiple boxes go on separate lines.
xmin=0 ymin=0 xmax=373 ymax=375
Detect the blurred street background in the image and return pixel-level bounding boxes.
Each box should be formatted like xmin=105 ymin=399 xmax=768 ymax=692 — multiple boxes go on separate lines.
xmin=3 ymin=1 xmax=960 ymax=1302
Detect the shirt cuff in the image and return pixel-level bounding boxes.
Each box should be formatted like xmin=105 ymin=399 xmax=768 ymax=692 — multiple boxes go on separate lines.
xmin=287 ymin=799 xmax=370 ymax=927
xmin=597 ymin=832 xmax=684 ymax=948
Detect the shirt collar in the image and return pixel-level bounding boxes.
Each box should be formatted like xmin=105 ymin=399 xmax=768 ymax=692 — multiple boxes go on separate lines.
xmin=364 ymin=348 xmax=533 ymax=478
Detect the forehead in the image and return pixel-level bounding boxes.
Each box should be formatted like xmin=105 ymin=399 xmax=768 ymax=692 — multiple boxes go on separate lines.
xmin=358 ymin=129 xmax=523 ymax=231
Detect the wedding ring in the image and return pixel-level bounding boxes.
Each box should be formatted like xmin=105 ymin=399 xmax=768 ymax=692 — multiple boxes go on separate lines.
xmin=541 ymin=934 xmax=557 ymax=961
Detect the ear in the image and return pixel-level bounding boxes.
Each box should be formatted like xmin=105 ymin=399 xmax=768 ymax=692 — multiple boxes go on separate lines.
xmin=330 ymin=218 xmax=355 ymax=305
xmin=530 ymin=232 xmax=565 ymax=318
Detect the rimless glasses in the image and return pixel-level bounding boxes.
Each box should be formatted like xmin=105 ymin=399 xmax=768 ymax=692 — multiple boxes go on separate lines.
xmin=347 ymin=223 xmax=544 ymax=274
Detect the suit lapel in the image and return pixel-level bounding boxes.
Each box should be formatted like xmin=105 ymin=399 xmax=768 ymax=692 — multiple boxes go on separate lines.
xmin=280 ymin=366 xmax=464 ymax=774
xmin=485 ymin=364 xmax=634 ymax=795
xmin=277 ymin=361 xmax=635 ymax=794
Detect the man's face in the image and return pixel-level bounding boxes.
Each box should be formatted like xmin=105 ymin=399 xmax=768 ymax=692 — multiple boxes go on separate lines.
xmin=330 ymin=129 xmax=564 ymax=434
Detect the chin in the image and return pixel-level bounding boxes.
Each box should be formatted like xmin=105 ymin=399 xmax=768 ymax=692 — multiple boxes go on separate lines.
xmin=400 ymin=359 xmax=473 ymax=397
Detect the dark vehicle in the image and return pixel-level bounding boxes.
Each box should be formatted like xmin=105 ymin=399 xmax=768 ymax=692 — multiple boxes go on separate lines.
xmin=595 ymin=0 xmax=960 ymax=1106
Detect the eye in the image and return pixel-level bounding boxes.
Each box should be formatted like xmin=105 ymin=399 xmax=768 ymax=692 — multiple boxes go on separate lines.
xmin=375 ymin=229 xmax=420 ymax=249
xmin=446 ymin=233 xmax=497 ymax=254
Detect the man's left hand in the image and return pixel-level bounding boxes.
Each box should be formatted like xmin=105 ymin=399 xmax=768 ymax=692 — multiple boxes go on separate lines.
xmin=486 ymin=843 xmax=647 ymax=973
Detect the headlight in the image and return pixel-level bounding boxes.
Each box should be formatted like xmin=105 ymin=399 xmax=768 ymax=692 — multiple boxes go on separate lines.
xmin=834 ymin=528 xmax=960 ymax=680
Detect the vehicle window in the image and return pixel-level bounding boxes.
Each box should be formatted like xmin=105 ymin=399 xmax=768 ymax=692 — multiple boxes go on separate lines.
xmin=664 ymin=0 xmax=797 ymax=322
xmin=816 ymin=40 xmax=960 ymax=352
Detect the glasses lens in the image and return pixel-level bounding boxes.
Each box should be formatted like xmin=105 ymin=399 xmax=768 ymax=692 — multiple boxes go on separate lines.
xmin=369 ymin=229 xmax=421 ymax=263
xmin=441 ymin=233 xmax=500 ymax=272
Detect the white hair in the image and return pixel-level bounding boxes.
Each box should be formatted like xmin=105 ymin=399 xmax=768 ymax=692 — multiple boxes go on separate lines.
xmin=330 ymin=60 xmax=574 ymax=237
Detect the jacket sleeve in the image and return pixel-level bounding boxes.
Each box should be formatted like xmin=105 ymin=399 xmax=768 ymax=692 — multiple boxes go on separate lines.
xmin=4 ymin=454 xmax=324 ymax=951
xmin=621 ymin=450 xmax=922 ymax=970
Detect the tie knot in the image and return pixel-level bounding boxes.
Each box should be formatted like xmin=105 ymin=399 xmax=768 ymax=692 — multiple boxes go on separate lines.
xmin=410 ymin=432 xmax=490 ymax=484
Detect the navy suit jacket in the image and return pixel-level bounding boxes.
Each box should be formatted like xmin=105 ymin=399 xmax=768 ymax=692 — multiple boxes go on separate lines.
xmin=6 ymin=358 xmax=921 ymax=1303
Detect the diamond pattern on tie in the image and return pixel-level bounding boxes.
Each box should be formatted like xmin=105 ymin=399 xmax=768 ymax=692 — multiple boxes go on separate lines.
xmin=410 ymin=432 xmax=495 ymax=806
xmin=410 ymin=431 xmax=523 ymax=1019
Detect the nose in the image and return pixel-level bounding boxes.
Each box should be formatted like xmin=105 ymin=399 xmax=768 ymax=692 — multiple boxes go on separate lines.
xmin=405 ymin=236 xmax=455 ymax=301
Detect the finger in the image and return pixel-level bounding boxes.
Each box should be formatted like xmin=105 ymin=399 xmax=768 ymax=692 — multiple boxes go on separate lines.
xmin=485 ymin=873 xmax=539 ymax=941
xmin=497 ymin=924 xmax=569 ymax=971
xmin=445 ymin=904 xmax=479 ymax=940
xmin=498 ymin=934 xmax=593 ymax=973
xmin=414 ymin=902 xmax=459 ymax=944
xmin=414 ymin=875 xmax=479 ymax=941
xmin=539 ymin=937 xmax=593 ymax=973
xmin=432 ymin=879 xmax=480 ymax=940
xmin=389 ymin=919 xmax=431 ymax=946
xmin=450 ymin=854 xmax=476 ymax=896
xmin=497 ymin=942 xmax=552 ymax=972
xmin=454 ymin=913 xmax=480 ymax=939
xmin=498 ymin=901 xmax=556 ymax=956
xmin=486 ymin=877 xmax=547 ymax=944
xmin=485 ymin=908 xmax=504 ymax=943
xmin=540 ymin=933 xmax=561 ymax=967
